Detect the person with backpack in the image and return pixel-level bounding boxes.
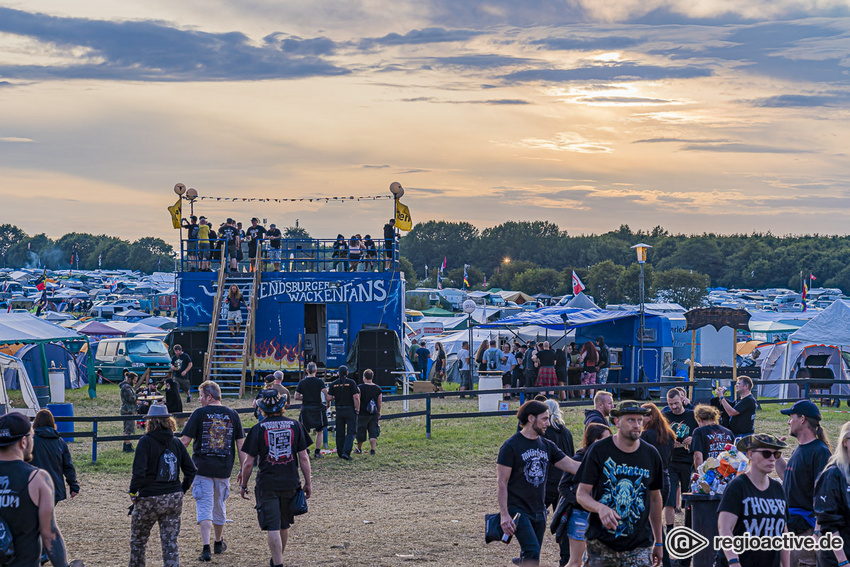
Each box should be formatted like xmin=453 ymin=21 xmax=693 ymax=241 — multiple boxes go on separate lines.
xmin=0 ymin=412 xmax=73 ymax=567
xmin=129 ymin=404 xmax=197 ymax=567
xmin=484 ymin=339 xmax=502 ymax=375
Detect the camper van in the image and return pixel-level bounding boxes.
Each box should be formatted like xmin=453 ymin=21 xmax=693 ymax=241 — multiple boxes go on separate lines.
xmin=94 ymin=338 xmax=172 ymax=382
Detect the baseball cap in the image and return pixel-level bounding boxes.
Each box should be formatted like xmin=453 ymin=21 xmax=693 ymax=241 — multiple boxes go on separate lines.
xmin=269 ymin=223 xmax=276 ymax=228
xmin=779 ymin=399 xmax=822 ymax=420
xmin=0 ymin=413 xmax=31 ymax=447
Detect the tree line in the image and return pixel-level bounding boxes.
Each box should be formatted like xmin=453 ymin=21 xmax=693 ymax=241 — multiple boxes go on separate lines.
xmin=399 ymin=221 xmax=850 ymax=308
xmin=0 ymin=224 xmax=174 ymax=274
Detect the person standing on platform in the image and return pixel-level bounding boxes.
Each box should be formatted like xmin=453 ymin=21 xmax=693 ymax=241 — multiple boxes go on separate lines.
xmin=356 ymin=369 xmax=382 ymax=455
xmin=180 ymin=381 xmax=245 ymax=562
xmin=690 ymin=404 xmax=734 ymax=468
xmin=576 ymin=401 xmax=664 ymax=567
xmin=383 ymin=219 xmax=395 ymax=270
xmin=813 ymin=421 xmax=850 ymax=567
xmin=294 ymin=362 xmax=328 ymax=459
xmin=718 ymin=376 xmax=757 ymax=440
xmin=716 ymin=434 xmax=788 ymax=567
xmin=325 ymin=366 xmax=360 ymax=461
xmin=661 ymin=388 xmax=698 ymax=536
xmin=775 ymin=400 xmax=832 ymax=567
xmin=497 ymin=401 xmax=579 ymax=566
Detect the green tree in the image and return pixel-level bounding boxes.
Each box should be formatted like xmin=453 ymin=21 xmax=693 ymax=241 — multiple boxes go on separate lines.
xmin=487 ymin=260 xmax=537 ymax=290
xmin=655 ymin=268 xmax=710 ymax=309
xmin=587 ymin=261 xmax=625 ymax=306
xmin=512 ymin=268 xmax=563 ymax=295
xmin=399 ymin=221 xmax=478 ymax=275
xmin=283 ymin=226 xmax=311 ymax=240
xmin=617 ymin=263 xmax=655 ymax=304
xmin=447 ymin=265 xmax=484 ymax=289
xmin=398 ymin=256 xmax=417 ymax=286
xmin=0 ymin=224 xmax=26 ymax=261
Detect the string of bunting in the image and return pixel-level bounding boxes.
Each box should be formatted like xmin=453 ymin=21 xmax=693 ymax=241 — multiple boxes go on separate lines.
xmin=189 ymin=194 xmax=394 ymax=203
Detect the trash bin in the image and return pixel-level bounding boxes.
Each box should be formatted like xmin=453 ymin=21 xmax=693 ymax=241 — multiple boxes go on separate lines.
xmin=46 ymin=402 xmax=74 ymax=443
xmin=681 ymin=492 xmax=721 ymax=567
xmin=49 ymin=369 xmax=65 ymax=403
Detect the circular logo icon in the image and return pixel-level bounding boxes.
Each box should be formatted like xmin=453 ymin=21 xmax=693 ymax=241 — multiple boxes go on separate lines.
xmin=666 ymin=526 xmax=710 ymax=559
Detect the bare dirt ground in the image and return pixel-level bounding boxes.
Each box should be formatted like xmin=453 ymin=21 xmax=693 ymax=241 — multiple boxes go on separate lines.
xmin=56 ymin=463 xmax=571 ymax=567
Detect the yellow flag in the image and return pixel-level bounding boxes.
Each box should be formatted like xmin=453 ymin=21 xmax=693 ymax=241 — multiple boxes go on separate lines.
xmin=167 ymin=197 xmax=182 ymax=229
xmin=395 ymin=200 xmax=412 ymax=231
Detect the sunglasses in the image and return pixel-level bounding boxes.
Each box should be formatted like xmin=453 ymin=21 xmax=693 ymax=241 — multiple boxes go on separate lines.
xmin=754 ymin=450 xmax=782 ymax=459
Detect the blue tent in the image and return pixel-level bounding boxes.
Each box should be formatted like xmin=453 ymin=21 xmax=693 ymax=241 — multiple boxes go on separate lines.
xmin=480 ymin=307 xmax=673 ymax=384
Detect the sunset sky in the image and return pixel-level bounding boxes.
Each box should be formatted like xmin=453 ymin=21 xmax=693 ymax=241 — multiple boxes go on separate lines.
xmin=1 ymin=1 xmax=849 ymax=249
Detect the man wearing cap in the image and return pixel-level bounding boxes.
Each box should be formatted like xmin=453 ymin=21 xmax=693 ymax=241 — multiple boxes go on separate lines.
xmin=576 ymin=401 xmax=664 ymax=567
xmin=0 ymin=412 xmax=71 ymax=567
xmin=775 ymin=400 xmax=831 ymax=567
xmin=180 ymin=381 xmax=245 ymax=562
xmin=265 ymin=223 xmax=282 ymax=271
xmin=254 ymin=372 xmax=291 ymax=419
xmin=718 ymin=376 xmax=758 ymax=440
xmin=218 ymin=218 xmax=240 ymax=273
xmin=325 ymin=366 xmax=360 ymax=461
xmin=717 ymin=434 xmax=789 ymax=567
xmin=245 ymin=218 xmax=266 ymax=272
xmin=240 ymin=390 xmax=312 ymax=567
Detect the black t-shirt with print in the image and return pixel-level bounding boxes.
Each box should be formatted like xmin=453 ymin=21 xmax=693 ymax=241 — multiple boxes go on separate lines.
xmin=716 ymin=474 xmax=786 ymax=567
xmin=662 ymin=407 xmax=699 ymax=464
xmin=242 ymin=416 xmax=309 ymax=491
xmin=328 ymin=377 xmax=358 ymax=408
xmin=295 ymin=376 xmax=326 ymax=405
xmin=181 ymin=405 xmax=245 ymax=478
xmin=172 ymin=353 xmax=192 ymax=374
xmin=536 ymin=349 xmax=556 ymax=367
xmin=783 ymin=439 xmax=831 ymax=534
xmin=497 ymin=433 xmax=566 ymax=515
xmin=359 ymin=383 xmax=382 ymax=415
xmin=163 ymin=377 xmax=183 ymax=414
xmin=730 ymin=395 xmax=757 ymax=435
xmin=219 ymin=225 xmax=238 ymax=245
xmin=579 ymin=436 xmax=663 ymax=552
xmin=246 ymin=225 xmax=266 ymax=251
xmin=691 ymin=424 xmax=734 ymax=463
xmin=265 ymin=227 xmax=281 ymax=249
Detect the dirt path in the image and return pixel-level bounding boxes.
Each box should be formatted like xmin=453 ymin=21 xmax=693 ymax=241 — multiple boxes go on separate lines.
xmin=56 ymin=463 xmax=569 ymax=567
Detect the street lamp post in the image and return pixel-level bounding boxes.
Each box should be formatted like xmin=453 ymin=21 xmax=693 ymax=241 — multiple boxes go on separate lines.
xmin=463 ymin=299 xmax=477 ymax=390
xmin=631 ymin=243 xmax=652 ymax=389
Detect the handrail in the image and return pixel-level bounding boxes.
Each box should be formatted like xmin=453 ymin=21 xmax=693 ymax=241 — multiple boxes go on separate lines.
xmin=240 ymin=240 xmax=262 ymax=396
xmin=204 ymin=244 xmax=229 ymax=380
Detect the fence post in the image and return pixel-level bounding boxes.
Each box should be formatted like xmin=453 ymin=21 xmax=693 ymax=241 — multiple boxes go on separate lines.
xmin=323 ymin=427 xmax=329 ymax=449
xmin=803 ymin=380 xmax=810 ymax=400
xmin=92 ymin=418 xmax=98 ymax=464
xmin=425 ymin=395 xmax=431 ymax=440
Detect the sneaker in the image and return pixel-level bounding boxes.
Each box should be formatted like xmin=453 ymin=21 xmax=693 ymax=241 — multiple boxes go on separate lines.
xmin=199 ymin=547 xmax=211 ymax=562
xmin=122 ymin=444 xmax=134 ymax=453
xmin=213 ymin=540 xmax=226 ymax=554
xmin=370 ymin=449 xmax=376 ymax=455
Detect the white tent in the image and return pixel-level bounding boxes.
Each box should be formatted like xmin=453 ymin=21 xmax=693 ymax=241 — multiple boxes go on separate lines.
xmin=0 ymin=353 xmax=41 ymax=416
xmin=781 ymin=300 xmax=850 ymax=400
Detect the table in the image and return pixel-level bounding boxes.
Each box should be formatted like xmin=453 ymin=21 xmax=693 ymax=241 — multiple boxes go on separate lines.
xmin=391 ymin=371 xmax=419 ymax=413
xmin=137 ymin=395 xmax=164 ymax=403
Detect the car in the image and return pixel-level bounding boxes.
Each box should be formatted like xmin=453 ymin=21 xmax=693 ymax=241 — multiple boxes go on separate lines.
xmin=94 ymin=338 xmax=172 ymax=382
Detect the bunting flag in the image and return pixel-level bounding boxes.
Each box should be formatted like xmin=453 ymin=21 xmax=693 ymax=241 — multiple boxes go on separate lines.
xmin=394 ymin=200 xmax=413 ymax=231
xmin=802 ymin=281 xmax=808 ymax=312
xmin=167 ymin=197 xmax=182 ymax=229
xmin=194 ymin=194 xmax=393 ymax=202
xmin=98 ymin=254 xmax=102 ymax=268
xmin=441 ymin=257 xmax=447 ymax=272
xmin=572 ymin=270 xmax=586 ymax=295
xmin=34 ymin=269 xmax=48 ymax=291
xmin=463 ymin=264 xmax=469 ymax=289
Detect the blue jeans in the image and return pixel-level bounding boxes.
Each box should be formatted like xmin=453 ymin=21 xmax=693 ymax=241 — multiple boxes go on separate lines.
xmin=510 ymin=509 xmax=547 ymax=562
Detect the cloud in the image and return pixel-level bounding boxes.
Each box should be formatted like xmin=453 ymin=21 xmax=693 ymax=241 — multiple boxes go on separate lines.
xmin=360 ymin=27 xmax=485 ymax=48
xmin=681 ymin=143 xmax=810 ymax=153
xmin=749 ymin=94 xmax=850 ymax=107
xmin=634 ymin=137 xmax=731 ymax=143
xmin=503 ymin=63 xmax=712 ymax=83
xmin=575 ymin=96 xmax=675 ymax=104
xmin=428 ymin=54 xmax=536 ymax=69
xmin=0 ymin=137 xmax=33 ymax=143
xmin=513 ymin=132 xmax=613 ymax=153
xmin=531 ymin=35 xmax=644 ymax=51
xmin=0 ymin=7 xmax=348 ymax=81
xmin=361 ymin=164 xmax=391 ymax=169
xmin=0 ymin=81 xmax=14 ymax=88
xmin=401 ymin=96 xmax=530 ymax=104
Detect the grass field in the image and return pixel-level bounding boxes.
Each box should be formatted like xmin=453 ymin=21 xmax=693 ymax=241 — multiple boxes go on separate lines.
xmin=47 ymin=385 xmax=850 ymax=566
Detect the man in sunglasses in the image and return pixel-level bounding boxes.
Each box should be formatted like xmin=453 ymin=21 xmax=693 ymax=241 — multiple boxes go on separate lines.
xmin=716 ymin=433 xmax=789 ymax=567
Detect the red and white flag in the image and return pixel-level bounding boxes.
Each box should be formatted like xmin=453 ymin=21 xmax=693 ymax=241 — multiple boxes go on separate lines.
xmin=810 ymin=273 xmax=817 ymax=281
xmin=572 ymin=271 xmax=585 ymax=295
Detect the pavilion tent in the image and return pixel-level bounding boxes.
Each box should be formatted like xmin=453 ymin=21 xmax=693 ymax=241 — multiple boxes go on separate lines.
xmin=781 ymin=300 xmax=850 ymax=400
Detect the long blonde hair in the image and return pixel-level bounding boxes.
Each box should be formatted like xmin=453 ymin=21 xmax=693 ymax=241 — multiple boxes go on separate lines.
xmin=545 ymin=399 xmax=564 ymax=428
xmin=826 ymin=421 xmax=850 ymax=482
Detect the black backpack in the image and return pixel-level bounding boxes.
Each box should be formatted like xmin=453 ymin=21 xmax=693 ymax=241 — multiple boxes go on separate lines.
xmin=0 ymin=515 xmax=15 ymax=566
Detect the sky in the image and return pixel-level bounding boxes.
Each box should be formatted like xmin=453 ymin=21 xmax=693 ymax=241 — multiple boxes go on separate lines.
xmin=1 ymin=1 xmax=850 ymax=251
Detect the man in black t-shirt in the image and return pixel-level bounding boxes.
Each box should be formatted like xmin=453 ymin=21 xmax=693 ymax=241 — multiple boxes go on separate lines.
xmin=718 ymin=376 xmax=757 ymax=439
xmin=218 ymin=218 xmax=240 ymax=272
xmin=294 ymin=362 xmax=328 ymax=458
xmin=497 ymin=401 xmax=579 ymax=565
xmin=356 ymin=369 xmax=382 ymax=455
xmin=265 ymin=224 xmax=282 ymax=271
xmin=577 ymin=400 xmax=664 ymax=567
xmin=180 ymin=381 xmax=245 ymax=561
xmin=383 ymin=219 xmax=395 ymax=270
xmin=170 ymin=344 xmax=193 ymax=403
xmin=325 ymin=366 xmax=360 ymax=461
xmin=661 ymin=388 xmax=698 ymax=535
xmin=240 ymin=390 xmax=311 ymax=567
xmin=245 ymin=217 xmax=266 ymax=270
xmin=775 ymin=400 xmax=831 ymax=567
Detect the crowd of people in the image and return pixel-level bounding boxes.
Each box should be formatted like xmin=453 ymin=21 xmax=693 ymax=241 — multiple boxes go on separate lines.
xmin=181 ymin=215 xmax=398 ymax=273
xmin=495 ymin=387 xmax=850 ymax=567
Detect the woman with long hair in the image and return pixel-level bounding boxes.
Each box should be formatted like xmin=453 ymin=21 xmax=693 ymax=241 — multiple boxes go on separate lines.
xmin=332 ymin=234 xmax=347 ymax=272
xmin=348 ymin=234 xmax=362 ymax=271
xmin=814 ymin=421 xmax=850 ymax=567
xmin=543 ymin=400 xmax=575 ymax=512
xmin=475 ymin=340 xmax=489 ymax=374
xmin=431 ymin=342 xmax=447 ymax=391
xmin=578 ymin=341 xmax=599 ymax=399
xmin=641 ymin=402 xmax=675 ymax=560
xmin=557 ymin=423 xmax=611 ymax=567
xmin=225 ymin=284 xmax=247 ymax=337
xmin=129 ymin=405 xmax=196 ymax=567
xmin=31 ymin=409 xmax=79 ymax=504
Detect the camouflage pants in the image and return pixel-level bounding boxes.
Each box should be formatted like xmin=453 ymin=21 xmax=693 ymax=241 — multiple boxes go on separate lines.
xmin=129 ymin=492 xmax=183 ymax=567
xmin=584 ymin=539 xmax=653 ymax=567
xmin=122 ymin=413 xmax=135 ymax=436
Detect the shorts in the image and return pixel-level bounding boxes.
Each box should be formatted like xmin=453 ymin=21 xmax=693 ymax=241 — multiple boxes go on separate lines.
xmin=384 ymin=241 xmax=393 ymax=258
xmin=227 ymin=310 xmax=242 ymax=325
xmin=300 ymin=405 xmax=328 ymax=431
xmin=597 ymin=368 xmax=609 ymax=384
xmin=665 ymin=461 xmax=693 ymax=507
xmin=501 ymin=371 xmax=513 ymax=387
xmin=356 ymin=414 xmax=380 ymax=442
xmin=269 ymin=248 xmax=282 ymax=261
xmin=568 ymin=509 xmax=589 ymax=541
xmin=192 ymin=476 xmax=230 ymax=525
xmin=248 ymin=246 xmax=258 ymax=259
xmin=226 ymin=243 xmax=238 ymax=259
xmin=581 ymin=371 xmax=597 ymax=386
xmin=255 ymin=488 xmax=298 ymax=531
xmin=198 ymin=241 xmax=210 ymax=260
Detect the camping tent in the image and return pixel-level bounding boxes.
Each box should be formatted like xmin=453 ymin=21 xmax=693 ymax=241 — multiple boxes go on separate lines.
xmin=780 ymin=300 xmax=850 ymax=400
xmin=564 ymin=293 xmax=599 ymax=310
xmin=0 ymin=352 xmax=40 ymax=416
xmin=758 ymin=341 xmax=847 ymax=398
xmin=76 ymin=321 xmax=125 ymax=341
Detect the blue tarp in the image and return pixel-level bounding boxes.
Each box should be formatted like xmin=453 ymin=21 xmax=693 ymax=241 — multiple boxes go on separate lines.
xmin=479 ymin=306 xmax=661 ymax=330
